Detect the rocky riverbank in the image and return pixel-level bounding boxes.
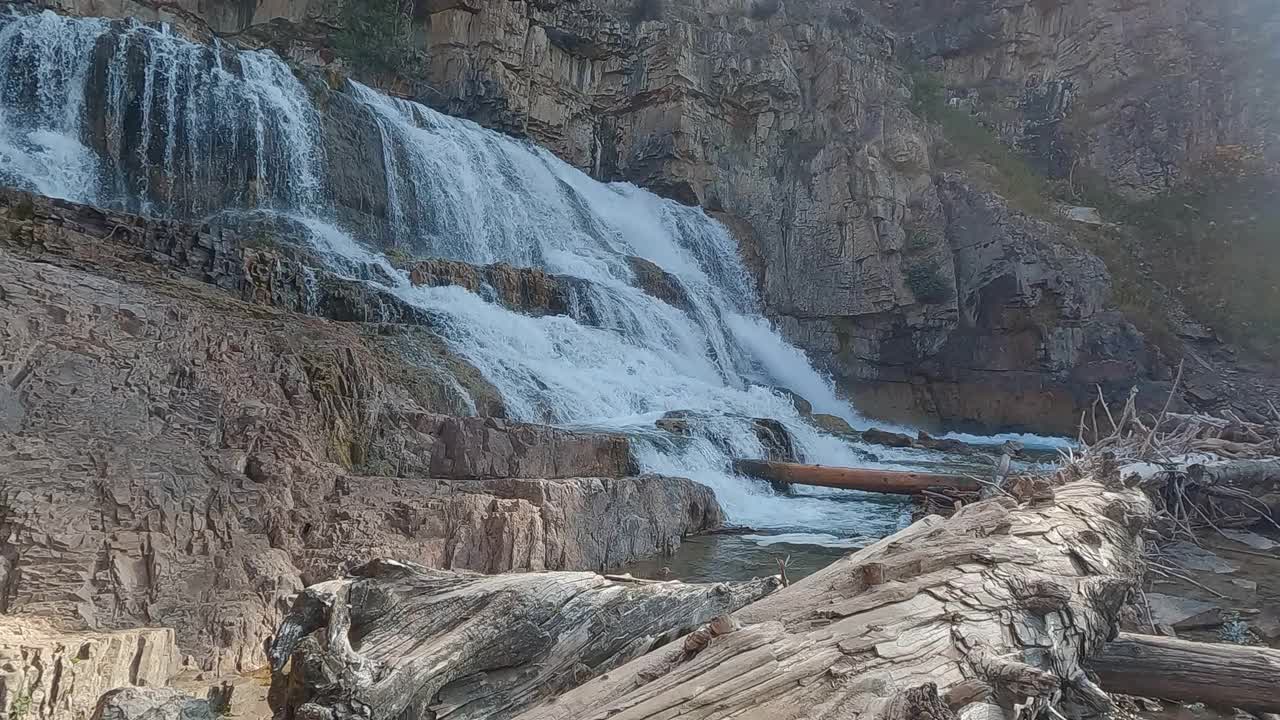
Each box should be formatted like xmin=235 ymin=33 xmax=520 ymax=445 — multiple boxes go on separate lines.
xmin=0 ymin=189 xmax=724 ymax=679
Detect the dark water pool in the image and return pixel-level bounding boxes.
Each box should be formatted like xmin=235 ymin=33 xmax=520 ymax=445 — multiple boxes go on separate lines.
xmin=623 ymin=532 xmax=855 ymax=584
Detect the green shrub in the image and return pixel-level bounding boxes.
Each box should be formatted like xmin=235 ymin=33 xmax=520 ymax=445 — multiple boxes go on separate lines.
xmin=908 ymin=67 xmax=946 ymax=120
xmin=334 ymin=0 xmax=421 ymax=78
xmin=906 ymin=67 xmax=1052 ymax=217
xmin=906 ymin=229 xmax=932 ymax=253
xmin=905 ymin=260 xmax=949 ymax=303
xmin=384 ymin=246 xmax=414 ymax=267
xmin=1067 ymin=173 xmax=1280 ymax=356
xmin=9 ymin=689 xmax=31 ymax=720
xmin=936 ymin=109 xmax=1053 ymax=217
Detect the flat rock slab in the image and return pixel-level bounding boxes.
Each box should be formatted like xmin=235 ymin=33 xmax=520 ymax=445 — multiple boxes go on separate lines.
xmin=1164 ymin=541 xmax=1239 ymax=574
xmin=1220 ymin=529 xmax=1278 ymax=551
xmin=1144 ymin=593 xmax=1220 ymax=628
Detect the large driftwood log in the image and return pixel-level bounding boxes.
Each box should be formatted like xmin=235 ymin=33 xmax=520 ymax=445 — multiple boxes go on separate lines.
xmin=269 ymin=560 xmax=780 ymax=719
xmin=513 ymin=480 xmax=1150 ymax=720
xmin=1125 ymin=456 xmax=1280 ymax=526
xmin=733 ymin=459 xmax=978 ymax=495
xmin=1090 ymin=633 xmax=1280 ymax=713
xmin=1187 ymin=457 xmax=1280 ymax=517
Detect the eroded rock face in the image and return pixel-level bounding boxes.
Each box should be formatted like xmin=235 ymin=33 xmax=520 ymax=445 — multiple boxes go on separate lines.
xmin=0 ymin=192 xmax=721 ymax=672
xmin=406 ymin=259 xmax=585 ymax=317
xmin=887 ymin=0 xmax=1280 ymax=197
xmin=0 ymin=619 xmax=176 ymax=720
xmin=16 ymin=0 xmax=1278 ymax=427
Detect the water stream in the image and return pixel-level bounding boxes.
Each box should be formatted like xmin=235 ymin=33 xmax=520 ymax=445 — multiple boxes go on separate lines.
xmin=0 ymin=10 xmax=1064 ymax=553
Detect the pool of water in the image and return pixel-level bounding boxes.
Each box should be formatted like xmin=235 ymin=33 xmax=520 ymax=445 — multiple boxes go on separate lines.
xmin=623 ymin=532 xmax=860 ymax=584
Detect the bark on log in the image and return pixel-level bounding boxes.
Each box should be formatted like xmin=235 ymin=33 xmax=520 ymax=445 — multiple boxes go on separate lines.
xmin=513 ymin=480 xmax=1150 ymax=720
xmin=733 ymin=459 xmax=979 ymax=495
xmin=1187 ymin=457 xmax=1280 ymax=505
xmin=268 ymin=560 xmax=781 ymax=720
xmin=1090 ymin=633 xmax=1280 ymax=713
xmin=1187 ymin=457 xmax=1280 ymax=484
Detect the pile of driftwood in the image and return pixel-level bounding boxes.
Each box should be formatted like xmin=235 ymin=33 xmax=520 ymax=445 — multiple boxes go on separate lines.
xmin=267 ymin=389 xmax=1280 ymax=720
xmin=1072 ymin=384 xmax=1280 ymax=536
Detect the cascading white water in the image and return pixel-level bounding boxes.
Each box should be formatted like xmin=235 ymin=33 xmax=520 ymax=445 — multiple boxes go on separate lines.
xmin=1 ymin=10 xmax=1038 ymax=541
xmin=0 ymin=10 xmax=321 ymax=214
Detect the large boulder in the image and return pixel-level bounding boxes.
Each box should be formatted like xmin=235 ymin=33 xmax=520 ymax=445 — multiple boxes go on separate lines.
xmin=0 ymin=620 xmax=176 ymax=720
xmin=91 ymin=688 xmax=214 ymax=720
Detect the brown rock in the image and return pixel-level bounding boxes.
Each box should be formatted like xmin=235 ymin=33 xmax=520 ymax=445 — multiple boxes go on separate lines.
xmin=861 ymin=427 xmax=915 ymax=448
xmin=406 ymin=258 xmax=585 ymax=318
xmin=625 ymin=256 xmax=692 ymax=311
xmin=915 ymin=431 xmax=966 ymax=452
xmin=773 ymin=388 xmax=813 ymax=417
xmin=810 ymin=413 xmax=856 ymax=436
xmin=655 ymin=410 xmax=691 ymax=435
xmin=0 ymin=619 xmax=176 ymax=720
xmin=751 ymin=418 xmax=798 ymax=463
xmin=0 ymin=193 xmax=719 ymax=673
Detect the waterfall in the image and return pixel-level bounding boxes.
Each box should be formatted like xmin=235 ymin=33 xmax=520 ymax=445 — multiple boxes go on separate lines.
xmin=0 ymin=10 xmax=320 ymax=215
xmin=0 ymin=10 xmax=932 ymax=539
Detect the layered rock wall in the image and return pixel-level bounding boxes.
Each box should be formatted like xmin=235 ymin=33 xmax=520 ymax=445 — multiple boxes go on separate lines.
xmin=14 ymin=0 xmax=1278 ymax=426
xmin=0 ymin=190 xmax=721 ymax=672
xmin=889 ymin=0 xmax=1280 ymax=195
xmin=0 ymin=619 xmax=176 ymax=720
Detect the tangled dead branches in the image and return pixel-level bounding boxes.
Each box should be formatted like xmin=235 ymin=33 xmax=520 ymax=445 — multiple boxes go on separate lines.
xmin=1063 ymin=371 xmax=1280 ymax=542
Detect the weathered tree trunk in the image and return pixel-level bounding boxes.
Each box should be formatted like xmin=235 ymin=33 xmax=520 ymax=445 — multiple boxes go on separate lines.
xmin=1187 ymin=457 xmax=1280 ymax=517
xmin=268 ymin=560 xmax=780 ymax=720
xmin=1090 ymin=633 xmax=1280 ymax=714
xmin=512 ymin=480 xmax=1150 ymax=720
xmin=733 ymin=459 xmax=978 ymax=495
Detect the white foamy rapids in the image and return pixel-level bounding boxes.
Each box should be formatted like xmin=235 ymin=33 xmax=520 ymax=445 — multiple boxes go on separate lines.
xmin=741 ymin=533 xmax=866 ymax=549
xmin=0 ymin=10 xmax=321 ymax=215
xmin=941 ymin=431 xmax=1074 ymax=451
xmin=0 ymin=17 xmax=1055 ymax=540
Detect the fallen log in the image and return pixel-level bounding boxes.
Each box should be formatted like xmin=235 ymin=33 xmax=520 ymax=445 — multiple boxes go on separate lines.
xmin=733 ymin=458 xmax=979 ymax=495
xmin=268 ymin=560 xmax=780 ymax=720
xmin=1187 ymin=457 xmax=1280 ymax=489
xmin=1090 ymin=633 xmax=1280 ymax=713
xmin=512 ymin=478 xmax=1150 ymax=719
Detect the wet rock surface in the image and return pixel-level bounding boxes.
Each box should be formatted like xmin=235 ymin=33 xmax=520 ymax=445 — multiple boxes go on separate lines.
xmin=0 ymin=191 xmax=722 ymax=672
xmin=14 ymin=0 xmax=1280 ymax=431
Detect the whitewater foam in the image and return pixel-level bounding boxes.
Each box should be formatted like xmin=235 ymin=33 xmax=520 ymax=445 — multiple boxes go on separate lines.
xmin=0 ymin=12 xmax=1070 ymax=542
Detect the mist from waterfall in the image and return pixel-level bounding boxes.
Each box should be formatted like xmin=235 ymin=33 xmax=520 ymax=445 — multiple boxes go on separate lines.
xmin=0 ymin=10 xmax=941 ymax=539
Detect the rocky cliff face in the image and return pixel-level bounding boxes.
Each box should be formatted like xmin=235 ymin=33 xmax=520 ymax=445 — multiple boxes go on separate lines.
xmin=28 ymin=0 xmax=1273 ymax=431
xmin=0 ymin=190 xmax=723 ymax=673
xmin=891 ymin=0 xmax=1280 ymax=196
xmin=0 ymin=618 xmax=176 ymax=720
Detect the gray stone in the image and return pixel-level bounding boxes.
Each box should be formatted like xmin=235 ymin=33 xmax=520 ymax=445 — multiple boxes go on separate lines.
xmin=1220 ymin=529 xmax=1278 ymax=551
xmin=1164 ymin=541 xmax=1240 ymax=574
xmin=1058 ymin=205 xmax=1105 ymax=225
xmin=91 ymin=688 xmax=215 ymax=720
xmin=1143 ymin=593 xmax=1219 ymax=628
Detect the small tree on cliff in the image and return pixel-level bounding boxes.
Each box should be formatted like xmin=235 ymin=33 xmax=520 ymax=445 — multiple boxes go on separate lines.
xmin=334 ymin=0 xmax=422 ymax=78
